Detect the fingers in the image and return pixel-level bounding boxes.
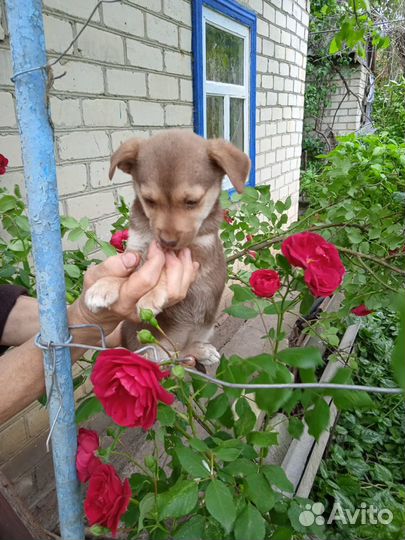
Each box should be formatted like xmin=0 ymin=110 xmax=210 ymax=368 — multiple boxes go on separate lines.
xmin=84 ymin=251 xmax=139 ymax=289
xmin=164 ymin=248 xmax=199 ymax=306
xmin=121 ymin=241 xmax=166 ymax=303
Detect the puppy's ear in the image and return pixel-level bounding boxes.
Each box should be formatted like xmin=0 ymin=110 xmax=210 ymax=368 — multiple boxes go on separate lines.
xmin=208 ymin=139 xmax=251 ymax=193
xmin=109 ymin=139 xmax=141 ymax=180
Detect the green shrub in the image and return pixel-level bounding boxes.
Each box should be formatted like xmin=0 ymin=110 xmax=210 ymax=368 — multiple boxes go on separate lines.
xmin=373 ymin=78 xmax=405 ymax=141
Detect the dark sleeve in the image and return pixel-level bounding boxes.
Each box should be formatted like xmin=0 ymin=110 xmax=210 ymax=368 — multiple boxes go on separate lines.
xmin=0 ymin=285 xmax=28 ymax=341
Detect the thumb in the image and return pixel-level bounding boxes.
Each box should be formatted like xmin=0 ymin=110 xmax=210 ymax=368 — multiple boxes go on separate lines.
xmin=85 ymin=251 xmax=139 ymax=286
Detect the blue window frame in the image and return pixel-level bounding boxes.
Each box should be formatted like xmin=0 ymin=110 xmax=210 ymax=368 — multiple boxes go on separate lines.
xmin=192 ymin=0 xmax=257 ymax=188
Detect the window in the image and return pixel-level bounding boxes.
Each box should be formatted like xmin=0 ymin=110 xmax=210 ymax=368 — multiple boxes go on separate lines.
xmin=192 ymin=0 xmax=257 ymax=188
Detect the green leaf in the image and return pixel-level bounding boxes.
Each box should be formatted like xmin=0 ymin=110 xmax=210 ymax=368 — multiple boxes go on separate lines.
xmin=328 ymin=369 xmax=374 ymax=410
xmin=300 ymin=290 xmax=314 ymax=316
xmin=247 ymin=431 xmax=278 ymax=447
xmin=83 ymin=237 xmax=97 ymax=255
xmin=245 ymin=473 xmax=275 ymax=513
xmin=262 ymin=464 xmax=294 ymax=493
xmin=305 ymin=398 xmax=330 ymax=441
xmin=61 ymin=216 xmax=79 ymax=229
xmin=157 ymin=403 xmax=176 ymax=426
xmin=9 ymin=239 xmax=24 ymax=252
xmin=214 ymin=447 xmax=242 ymax=461
xmin=277 ymin=346 xmax=323 ymax=369
xmin=225 ymin=303 xmax=258 ymax=319
xmin=100 ymin=240 xmax=117 ymax=257
xmin=234 ymin=503 xmax=265 ymax=540
xmin=230 ymin=284 xmax=255 ymax=303
xmin=138 ymin=493 xmax=155 ymax=531
xmin=175 ymin=447 xmax=210 ymax=479
xmin=392 ymin=293 xmax=405 ymax=390
xmin=205 ymin=480 xmax=236 ymax=534
xmin=223 ymin=458 xmax=257 ymax=477
xmin=374 ymin=463 xmax=393 ymax=484
xmin=206 ymin=393 xmax=229 ymax=420
xmin=234 ymin=398 xmax=257 ymax=437
xmin=75 ymin=396 xmax=103 ymax=423
xmin=64 ymin=264 xmax=81 ymax=279
xmin=0 ymin=195 xmax=18 ymax=212
xmin=288 ymin=417 xmax=304 ymax=439
xmin=68 ymin=227 xmax=85 ymax=242
xmin=174 ymin=515 xmax=206 ymax=540
xmin=157 ymin=480 xmax=198 ymax=520
xmin=329 ymin=36 xmax=340 ymax=54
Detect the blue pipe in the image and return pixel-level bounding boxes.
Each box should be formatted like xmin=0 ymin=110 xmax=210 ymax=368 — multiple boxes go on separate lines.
xmin=5 ymin=2 xmax=84 ymax=538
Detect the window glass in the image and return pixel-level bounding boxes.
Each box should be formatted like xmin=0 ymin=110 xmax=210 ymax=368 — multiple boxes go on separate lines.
xmin=206 ymin=95 xmax=224 ymax=139
xmin=206 ymin=23 xmax=244 ymax=85
xmin=230 ymin=98 xmax=244 ymax=150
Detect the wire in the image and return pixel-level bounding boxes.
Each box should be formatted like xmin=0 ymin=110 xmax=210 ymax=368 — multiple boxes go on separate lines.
xmin=34 ymin=327 xmax=404 ymax=396
xmin=11 ymin=0 xmax=121 ymax=82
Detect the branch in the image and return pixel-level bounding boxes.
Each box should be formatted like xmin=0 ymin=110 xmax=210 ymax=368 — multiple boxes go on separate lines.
xmin=336 ymin=246 xmax=405 ymax=276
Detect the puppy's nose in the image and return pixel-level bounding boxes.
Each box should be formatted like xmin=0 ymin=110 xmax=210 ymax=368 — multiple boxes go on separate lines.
xmin=159 ymin=237 xmax=177 ymax=249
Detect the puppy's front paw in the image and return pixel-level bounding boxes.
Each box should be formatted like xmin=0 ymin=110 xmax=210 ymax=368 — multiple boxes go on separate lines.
xmin=85 ymin=277 xmax=121 ymax=313
xmin=187 ymin=342 xmax=221 ymax=366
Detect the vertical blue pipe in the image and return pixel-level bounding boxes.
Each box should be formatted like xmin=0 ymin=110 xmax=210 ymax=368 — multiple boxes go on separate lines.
xmin=5 ymin=1 xmax=84 ymax=538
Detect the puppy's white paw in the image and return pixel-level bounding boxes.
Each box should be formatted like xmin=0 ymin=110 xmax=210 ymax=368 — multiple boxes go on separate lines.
xmin=189 ymin=342 xmax=221 ymax=366
xmin=85 ymin=278 xmax=120 ymax=313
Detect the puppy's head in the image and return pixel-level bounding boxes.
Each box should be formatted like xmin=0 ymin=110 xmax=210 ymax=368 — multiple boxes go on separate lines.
xmin=109 ymin=130 xmax=250 ymax=250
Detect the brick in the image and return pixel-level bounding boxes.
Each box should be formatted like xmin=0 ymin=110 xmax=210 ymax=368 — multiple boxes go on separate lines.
xmin=179 ymin=27 xmax=192 ymax=52
xmin=247 ymin=0 xmax=263 ymax=12
xmin=126 ymin=40 xmax=163 ymax=70
xmin=102 ymin=2 xmax=144 ymax=36
xmin=180 ymin=79 xmax=193 ymax=101
xmin=128 ymin=0 xmax=161 ymax=10
xmin=43 ymin=0 xmax=101 ymax=20
xmin=0 ymin=134 xmax=22 ymax=167
xmin=50 ymin=97 xmax=82 ymax=128
xmin=83 ymin=99 xmax=128 ymax=127
xmin=164 ymin=50 xmax=191 ymax=76
xmin=257 ymin=18 xmax=269 ymax=37
xmin=273 ymin=76 xmax=284 ymax=91
xmin=78 ymin=26 xmax=124 ymax=64
xmin=106 ymin=68 xmax=147 ymax=97
xmin=163 ymin=0 xmax=191 ymax=25
xmin=276 ymin=11 xmax=286 ymax=28
xmin=0 ymin=92 xmax=16 ymax=127
xmin=266 ymin=91 xmax=277 ymax=106
xmin=149 ymin=73 xmax=179 ymax=100
xmin=90 ymin=160 xmax=129 ymax=187
xmin=0 ymin=48 xmax=13 ymax=86
xmin=129 ymin=100 xmax=164 ymax=126
xmin=279 ymin=62 xmax=289 ymax=76
xmin=283 ymin=0 xmax=294 ymax=14
xmin=25 ymin=406 xmax=49 ymax=439
xmin=111 ymin=129 xmax=149 ymax=150
xmin=275 ymin=44 xmax=285 ymax=60
xmin=286 ymin=15 xmax=296 ymax=33
xmin=165 ymin=104 xmax=192 ymax=126
xmin=263 ymin=3 xmax=275 ymax=21
xmin=57 ymin=163 xmax=87 ymax=195
xmin=257 ymin=56 xmax=268 ymax=72
xmin=269 ymin=25 xmax=280 ymax=43
xmin=146 ymin=14 xmax=178 ymax=47
xmin=53 ymin=61 xmax=104 ymax=93
xmin=58 ymin=131 xmax=110 ymax=160
xmin=262 ymin=75 xmax=273 ymax=89
xmin=0 ymin=417 xmax=27 ymax=462
xmin=66 ymin=191 xmax=116 ymax=220
xmin=262 ymin=40 xmax=274 ymax=56
xmin=44 ymin=15 xmax=73 ymax=53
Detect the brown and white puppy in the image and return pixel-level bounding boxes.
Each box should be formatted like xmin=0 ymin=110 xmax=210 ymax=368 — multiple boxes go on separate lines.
xmin=85 ymin=129 xmax=250 ymax=365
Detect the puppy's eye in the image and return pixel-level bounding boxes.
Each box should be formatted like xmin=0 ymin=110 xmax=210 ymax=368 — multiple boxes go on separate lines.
xmin=185 ymin=200 xmax=199 ymax=209
xmin=143 ymin=197 xmax=156 ymax=207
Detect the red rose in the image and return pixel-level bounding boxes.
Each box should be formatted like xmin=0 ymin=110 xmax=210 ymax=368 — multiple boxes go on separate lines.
xmin=223 ymin=210 xmax=234 ymax=225
xmin=304 ymin=262 xmax=345 ymax=298
xmin=91 ymin=349 xmax=175 ymax=429
xmin=249 ymin=269 xmax=281 ymax=298
xmin=352 ymin=304 xmax=374 ymax=316
xmin=110 ymin=229 xmax=129 ymax=252
xmin=84 ymin=463 xmax=131 ymax=537
xmin=76 ymin=428 xmax=102 ymax=483
xmin=281 ymin=232 xmax=331 ymax=268
xmin=246 ymin=234 xmax=254 ymax=243
xmin=0 ymin=154 xmax=9 ymax=175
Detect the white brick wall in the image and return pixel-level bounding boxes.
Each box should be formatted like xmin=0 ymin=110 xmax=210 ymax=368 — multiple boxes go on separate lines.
xmin=314 ymin=64 xmax=368 ymax=136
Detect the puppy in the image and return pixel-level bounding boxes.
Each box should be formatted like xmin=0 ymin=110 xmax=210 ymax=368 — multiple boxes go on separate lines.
xmin=85 ymin=129 xmax=250 ymax=365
